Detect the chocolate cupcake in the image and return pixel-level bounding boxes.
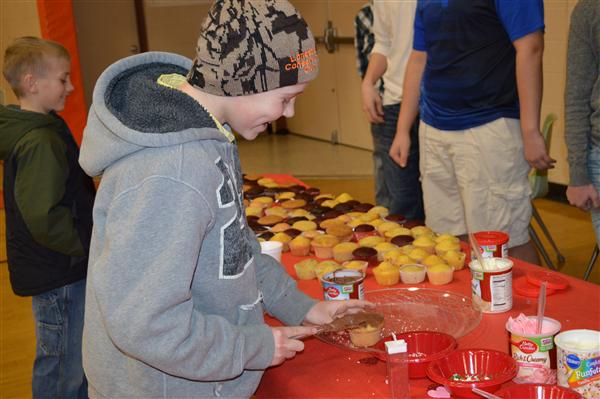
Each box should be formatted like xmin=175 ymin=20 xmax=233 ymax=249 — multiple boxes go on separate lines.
xmin=248 ymin=221 xmax=269 ymax=233
xmin=352 ymin=246 xmax=378 ymax=267
xmin=246 ymin=215 xmax=259 ymax=224
xmin=403 ymin=219 xmax=425 ymax=229
xmin=304 ymin=187 xmax=321 ymax=196
xmin=244 ymin=186 xmax=264 ymax=199
xmin=283 ymin=228 xmax=302 ymax=238
xmin=391 ymin=234 xmax=415 ymax=248
xmin=322 ymin=210 xmax=343 ymax=220
xmin=385 ymin=214 xmax=407 ymax=224
xmin=354 ymin=202 xmax=375 ymax=212
xmin=257 ymin=231 xmax=275 ymax=240
xmin=333 ymin=202 xmax=354 ymax=213
xmin=353 ymin=224 xmax=377 ymax=242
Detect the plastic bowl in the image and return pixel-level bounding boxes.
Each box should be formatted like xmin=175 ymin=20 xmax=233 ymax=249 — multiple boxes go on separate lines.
xmin=426 ymin=349 xmax=517 ymax=399
xmin=498 ymin=384 xmax=583 ymax=399
xmin=374 ymin=331 xmax=457 ymax=378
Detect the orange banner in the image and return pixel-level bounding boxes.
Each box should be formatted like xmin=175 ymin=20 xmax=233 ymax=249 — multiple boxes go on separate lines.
xmin=36 ymin=0 xmax=86 ymax=145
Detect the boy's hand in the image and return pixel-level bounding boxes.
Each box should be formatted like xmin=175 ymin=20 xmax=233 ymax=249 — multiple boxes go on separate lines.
xmin=269 ymin=326 xmax=317 ymax=366
xmin=361 ymin=81 xmax=384 ymax=124
xmin=389 ymin=129 xmax=411 ymax=167
xmin=522 ymin=130 xmax=556 ymax=170
xmin=303 ymin=299 xmax=374 ymax=326
xmin=567 ymin=184 xmax=600 ymax=211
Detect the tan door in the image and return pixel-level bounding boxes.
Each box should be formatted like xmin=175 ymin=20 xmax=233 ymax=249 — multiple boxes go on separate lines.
xmin=72 ymin=0 xmax=140 ymax=108
xmin=288 ymin=1 xmax=372 ymax=151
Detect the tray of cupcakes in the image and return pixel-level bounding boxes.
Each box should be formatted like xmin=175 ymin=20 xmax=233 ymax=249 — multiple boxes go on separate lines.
xmin=242 ymin=174 xmax=467 ymax=287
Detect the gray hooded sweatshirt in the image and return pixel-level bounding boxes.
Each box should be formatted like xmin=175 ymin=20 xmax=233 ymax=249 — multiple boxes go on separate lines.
xmin=79 ymin=52 xmax=317 ymax=398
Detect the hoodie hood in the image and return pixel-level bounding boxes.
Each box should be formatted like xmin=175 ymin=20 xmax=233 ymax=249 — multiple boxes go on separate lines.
xmin=0 ymin=105 xmax=63 ymax=160
xmin=80 ymin=51 xmax=230 ymax=176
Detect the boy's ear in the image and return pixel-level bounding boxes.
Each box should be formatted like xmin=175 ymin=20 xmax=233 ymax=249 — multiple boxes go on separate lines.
xmin=21 ymin=73 xmax=39 ymax=95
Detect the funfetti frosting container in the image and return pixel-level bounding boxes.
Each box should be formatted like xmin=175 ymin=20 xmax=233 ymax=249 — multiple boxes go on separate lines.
xmin=555 ymin=329 xmax=600 ymax=399
xmin=473 ymin=231 xmax=509 ymax=259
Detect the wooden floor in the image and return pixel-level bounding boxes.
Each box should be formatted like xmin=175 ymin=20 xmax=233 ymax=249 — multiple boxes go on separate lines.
xmin=1 ymin=180 xmax=598 ymax=399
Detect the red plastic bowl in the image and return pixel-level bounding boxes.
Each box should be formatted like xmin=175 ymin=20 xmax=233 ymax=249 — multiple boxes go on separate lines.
xmin=426 ymin=349 xmax=517 ymax=399
xmin=498 ymin=384 xmax=583 ymax=399
xmin=374 ymin=331 xmax=457 ymax=378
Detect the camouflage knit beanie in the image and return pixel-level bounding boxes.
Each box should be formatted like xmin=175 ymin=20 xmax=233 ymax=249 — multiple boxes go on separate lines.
xmin=187 ymin=0 xmax=319 ymax=97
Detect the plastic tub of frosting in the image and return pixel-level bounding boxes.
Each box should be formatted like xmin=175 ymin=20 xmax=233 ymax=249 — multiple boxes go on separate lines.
xmin=473 ymin=231 xmax=509 ymax=259
xmin=506 ymin=314 xmax=561 ymax=384
xmin=554 ymin=329 xmax=600 ymax=399
xmin=469 ymin=257 xmax=513 ymax=313
xmin=320 ymin=269 xmax=365 ymax=301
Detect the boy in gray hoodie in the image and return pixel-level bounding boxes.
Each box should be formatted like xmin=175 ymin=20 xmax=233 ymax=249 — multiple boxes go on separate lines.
xmin=79 ymin=1 xmax=370 ymax=398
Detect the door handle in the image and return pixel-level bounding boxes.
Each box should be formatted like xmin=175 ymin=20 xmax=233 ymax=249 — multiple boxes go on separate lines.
xmin=315 ymin=21 xmax=355 ymax=53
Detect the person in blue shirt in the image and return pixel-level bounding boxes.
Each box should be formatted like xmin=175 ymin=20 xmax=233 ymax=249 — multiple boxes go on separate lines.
xmin=389 ymin=0 xmax=555 ymax=263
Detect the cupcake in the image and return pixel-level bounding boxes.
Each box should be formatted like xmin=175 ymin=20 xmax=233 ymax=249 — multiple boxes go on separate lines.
xmin=263 ymin=207 xmax=287 ymax=218
xmin=283 ymin=228 xmax=302 ymax=238
xmin=270 ymin=232 xmax=292 ymax=251
xmin=367 ymin=205 xmax=389 ymax=218
xmin=384 ymin=214 xmax=407 ymax=225
xmin=311 ymin=234 xmax=339 ymax=259
xmin=358 ymin=235 xmax=385 ymax=248
xmin=302 ymin=229 xmax=324 ymax=240
xmin=369 ymin=218 xmax=385 ymax=228
xmin=390 ymin=234 xmax=414 ymax=248
xmin=289 ymin=235 xmax=311 ymax=256
xmin=383 ymin=249 xmax=410 ymax=267
xmin=358 ymin=212 xmax=379 ymax=223
xmin=411 ymin=225 xmax=433 ymax=237
xmin=422 ymin=254 xmax=445 ymax=267
xmin=281 ymin=199 xmax=307 ymax=210
xmin=293 ymin=220 xmax=318 ymax=232
xmin=352 ymin=246 xmax=378 ymax=267
xmin=385 ymin=227 xmax=413 ymax=240
xmin=435 ymin=234 xmax=460 ymax=244
xmin=348 ymin=314 xmax=384 ymax=347
xmin=376 ymin=221 xmax=401 ymax=236
xmin=319 ymin=218 xmax=344 ymax=230
xmin=289 ymin=209 xmax=314 ymax=219
xmin=245 ymin=206 xmax=263 ymax=218
xmin=275 ymin=191 xmax=296 ymax=201
xmin=251 ymin=196 xmax=274 ymax=208
xmin=326 ymin=224 xmax=353 ymax=242
xmin=442 ymin=250 xmax=467 ymax=270
xmin=294 ymin=258 xmax=318 ymax=280
xmin=407 ymin=247 xmax=429 ymax=263
xmin=353 ymin=224 xmax=377 ymax=242
xmin=435 ymin=240 xmax=461 ymax=257
xmin=342 ymin=260 xmax=368 ymax=275
xmin=426 ymin=263 xmax=454 ymax=285
xmin=335 ymin=192 xmax=354 ymax=203
xmin=372 ymin=261 xmax=400 ymax=286
xmin=333 ymin=242 xmax=359 ymax=263
xmin=315 ymin=260 xmax=342 ymax=279
xmin=320 ymin=199 xmax=339 ymax=208
xmin=271 ymin=222 xmax=291 ymax=233
xmin=353 ymin=203 xmax=374 ymax=212
xmin=399 ymin=264 xmax=427 ymax=284
xmin=375 ymin=242 xmax=399 ymax=262
xmin=412 ymin=235 xmax=437 ymax=254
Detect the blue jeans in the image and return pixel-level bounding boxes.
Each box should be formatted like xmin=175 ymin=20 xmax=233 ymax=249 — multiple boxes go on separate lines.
xmin=373 ymin=103 xmax=424 ymax=220
xmin=32 ymin=279 xmax=87 ymax=399
xmin=588 ymin=145 xmax=600 ymax=247
xmin=371 ymin=122 xmax=389 ymax=207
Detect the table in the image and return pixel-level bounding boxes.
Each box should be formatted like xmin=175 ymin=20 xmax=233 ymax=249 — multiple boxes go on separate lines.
xmin=254 ymin=176 xmax=600 ymax=398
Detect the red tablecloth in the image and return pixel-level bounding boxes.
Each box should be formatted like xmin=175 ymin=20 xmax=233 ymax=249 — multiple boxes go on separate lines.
xmin=254 ymin=176 xmax=600 ymax=399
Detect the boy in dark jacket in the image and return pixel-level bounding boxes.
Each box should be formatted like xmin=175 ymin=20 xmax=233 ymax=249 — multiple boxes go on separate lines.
xmin=1 ymin=36 xmax=95 ymax=399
